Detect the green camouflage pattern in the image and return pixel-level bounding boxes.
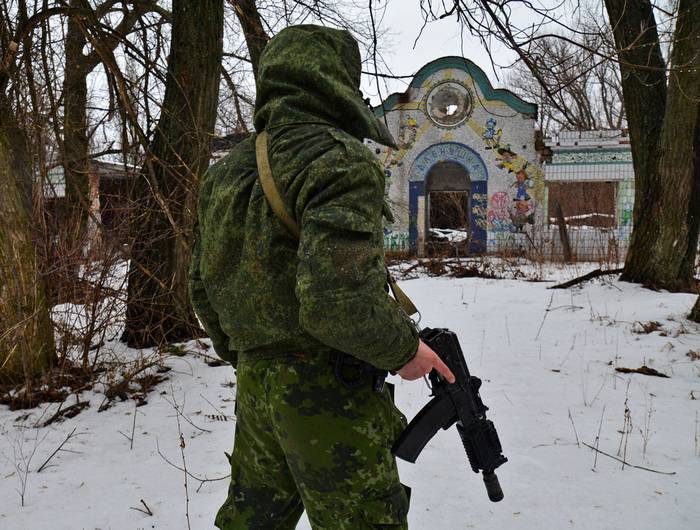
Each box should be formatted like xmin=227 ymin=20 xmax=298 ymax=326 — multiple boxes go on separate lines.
xmin=188 ymin=24 xmax=419 ymax=370
xmin=215 ymin=351 xmax=409 ymax=529
xmin=190 ymin=25 xmax=418 ymax=527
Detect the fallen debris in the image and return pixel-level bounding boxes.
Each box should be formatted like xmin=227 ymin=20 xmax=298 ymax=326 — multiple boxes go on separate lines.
xmin=42 ymin=401 xmax=90 ymax=427
xmin=615 ymin=366 xmax=669 ymax=378
xmin=550 ymin=267 xmax=624 ymax=290
xmin=631 ymin=321 xmax=662 ymax=334
xmin=582 ymin=442 xmax=676 ymax=475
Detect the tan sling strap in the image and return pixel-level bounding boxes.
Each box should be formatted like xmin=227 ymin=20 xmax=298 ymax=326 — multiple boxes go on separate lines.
xmin=255 ymin=131 xmax=301 ymax=240
xmin=386 ymin=272 xmax=418 ymax=316
xmin=254 ymin=131 xmax=418 ymax=317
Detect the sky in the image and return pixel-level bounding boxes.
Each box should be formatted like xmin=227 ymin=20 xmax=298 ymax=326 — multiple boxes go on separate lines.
xmin=359 ymin=0 xmax=524 ymax=106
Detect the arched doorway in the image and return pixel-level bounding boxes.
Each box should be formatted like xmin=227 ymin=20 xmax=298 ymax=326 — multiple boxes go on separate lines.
xmin=425 ymin=161 xmax=471 ymax=256
xmin=407 ymin=142 xmax=488 ymax=256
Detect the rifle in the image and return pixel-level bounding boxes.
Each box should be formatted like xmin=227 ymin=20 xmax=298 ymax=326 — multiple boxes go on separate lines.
xmin=392 ymin=327 xmax=507 ymax=502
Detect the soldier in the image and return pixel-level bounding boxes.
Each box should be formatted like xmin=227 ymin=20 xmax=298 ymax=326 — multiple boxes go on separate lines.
xmin=189 ymin=25 xmax=454 ymax=529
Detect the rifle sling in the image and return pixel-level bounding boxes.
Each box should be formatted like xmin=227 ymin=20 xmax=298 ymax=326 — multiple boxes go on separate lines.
xmin=254 ymin=130 xmax=418 ymax=317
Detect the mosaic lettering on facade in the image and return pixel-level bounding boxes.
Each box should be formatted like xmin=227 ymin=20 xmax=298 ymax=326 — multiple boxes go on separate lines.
xmin=409 ymin=143 xmax=487 ymax=182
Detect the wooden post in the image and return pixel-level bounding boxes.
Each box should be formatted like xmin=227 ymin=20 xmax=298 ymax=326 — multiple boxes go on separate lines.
xmin=554 ymin=200 xmax=573 ymax=263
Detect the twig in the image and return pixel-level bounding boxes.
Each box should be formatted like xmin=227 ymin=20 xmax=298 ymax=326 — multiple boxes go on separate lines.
xmin=641 ymin=394 xmax=654 ymax=458
xmin=37 ymin=428 xmax=82 ymax=473
xmin=505 ymin=315 xmax=511 ymax=347
xmin=161 ymin=393 xmax=211 ymax=433
xmin=199 ymin=393 xmax=227 ymax=417
xmin=550 ymin=268 xmax=624 ymax=290
xmin=130 ymin=499 xmax=153 ymax=516
xmin=118 ymin=402 xmax=139 ymax=450
xmin=155 ymin=437 xmax=230 ymax=493
xmin=582 ymin=443 xmax=676 ymax=475
xmin=617 ymin=380 xmax=633 ymax=469
xmin=12 ymin=426 xmax=48 ymax=506
xmin=589 ymin=374 xmax=608 ymax=408
xmin=568 ymin=408 xmax=580 ymax=448
xmin=170 ymin=384 xmax=191 ymax=529
xmin=130 ymin=401 xmax=137 ymax=450
xmin=534 ymin=292 xmax=555 ymax=340
xmin=592 ymin=404 xmax=606 ymax=470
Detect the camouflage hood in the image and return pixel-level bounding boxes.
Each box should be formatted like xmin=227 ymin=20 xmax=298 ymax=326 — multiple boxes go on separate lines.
xmin=254 ymin=25 xmax=396 ymax=148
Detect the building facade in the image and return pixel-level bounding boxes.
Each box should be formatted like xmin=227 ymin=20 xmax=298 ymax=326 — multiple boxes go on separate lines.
xmin=370 ymin=56 xmax=543 ymax=256
xmin=542 ymin=130 xmax=634 ymax=261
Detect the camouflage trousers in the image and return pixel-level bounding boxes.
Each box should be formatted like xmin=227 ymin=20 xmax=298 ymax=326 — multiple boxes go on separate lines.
xmin=215 ymin=350 xmax=410 ymax=529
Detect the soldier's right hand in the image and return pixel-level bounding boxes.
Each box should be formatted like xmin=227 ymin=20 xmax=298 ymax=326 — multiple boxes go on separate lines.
xmin=397 ymin=339 xmax=455 ymax=383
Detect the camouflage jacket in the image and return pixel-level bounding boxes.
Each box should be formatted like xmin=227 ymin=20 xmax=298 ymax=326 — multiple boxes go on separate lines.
xmin=188 ymin=25 xmax=419 ymax=371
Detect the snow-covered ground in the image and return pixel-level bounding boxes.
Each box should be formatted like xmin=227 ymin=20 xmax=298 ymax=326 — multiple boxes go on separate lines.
xmin=2 ymin=269 xmax=700 ymax=529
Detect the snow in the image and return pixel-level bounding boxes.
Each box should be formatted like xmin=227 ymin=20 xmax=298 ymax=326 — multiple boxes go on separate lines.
xmin=428 ymin=228 xmax=470 ymax=242
xmin=2 ymin=270 xmax=700 ymax=529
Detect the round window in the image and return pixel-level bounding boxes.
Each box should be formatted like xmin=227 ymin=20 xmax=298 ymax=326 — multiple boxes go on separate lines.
xmin=425 ymin=81 xmax=473 ymax=127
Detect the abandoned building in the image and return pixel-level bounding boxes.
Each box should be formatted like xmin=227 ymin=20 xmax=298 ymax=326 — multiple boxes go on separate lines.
xmin=542 ymin=130 xmax=634 ymax=261
xmin=369 ymin=56 xmax=543 ymax=257
xmin=43 ymin=159 xmax=136 ymax=246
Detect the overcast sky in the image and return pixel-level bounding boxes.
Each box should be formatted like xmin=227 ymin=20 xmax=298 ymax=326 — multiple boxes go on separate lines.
xmin=359 ymin=0 xmax=523 ymax=105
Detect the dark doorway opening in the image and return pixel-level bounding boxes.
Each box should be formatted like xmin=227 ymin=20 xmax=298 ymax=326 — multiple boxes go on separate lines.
xmin=426 ymin=161 xmax=471 ymax=257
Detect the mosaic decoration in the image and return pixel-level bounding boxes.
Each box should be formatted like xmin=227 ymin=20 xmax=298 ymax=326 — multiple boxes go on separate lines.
xmin=397 ymin=116 xmax=418 ymax=150
xmin=482 ymin=117 xmax=503 ymax=150
xmin=383 ymin=230 xmax=410 ymax=252
xmin=469 ymin=118 xmax=544 ymax=233
xmin=551 ymin=149 xmax=633 ymax=165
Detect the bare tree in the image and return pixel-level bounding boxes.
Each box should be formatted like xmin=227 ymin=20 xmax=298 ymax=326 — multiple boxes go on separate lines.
xmin=506 ymin=28 xmax=625 ymax=136
xmin=229 ymin=0 xmax=269 ymax=79
xmin=123 ymin=0 xmax=225 ymax=347
xmin=0 ymin=5 xmax=56 ymax=387
xmin=61 ymin=1 xmax=169 ymax=254
xmin=605 ymin=0 xmax=699 ymax=292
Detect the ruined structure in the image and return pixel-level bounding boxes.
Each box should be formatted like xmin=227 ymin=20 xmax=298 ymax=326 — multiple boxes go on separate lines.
xmin=370 ymin=57 xmax=542 ymax=256
xmin=542 ymin=130 xmax=634 ymax=261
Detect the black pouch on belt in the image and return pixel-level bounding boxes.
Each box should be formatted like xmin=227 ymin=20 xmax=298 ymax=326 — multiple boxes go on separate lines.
xmin=333 ymin=352 xmax=388 ymax=392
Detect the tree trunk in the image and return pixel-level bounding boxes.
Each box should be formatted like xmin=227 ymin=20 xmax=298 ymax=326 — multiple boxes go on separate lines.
xmin=62 ymin=1 xmax=91 ymax=244
xmin=603 ymin=0 xmax=668 ymax=284
xmin=231 ymin=0 xmax=269 ymax=79
xmin=690 ymin=296 xmax=700 ymax=323
xmin=647 ymin=0 xmax=700 ymax=291
xmin=606 ymin=0 xmax=700 ymax=291
xmin=0 ymin=101 xmax=55 ymax=387
xmin=123 ymin=0 xmax=224 ymax=348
